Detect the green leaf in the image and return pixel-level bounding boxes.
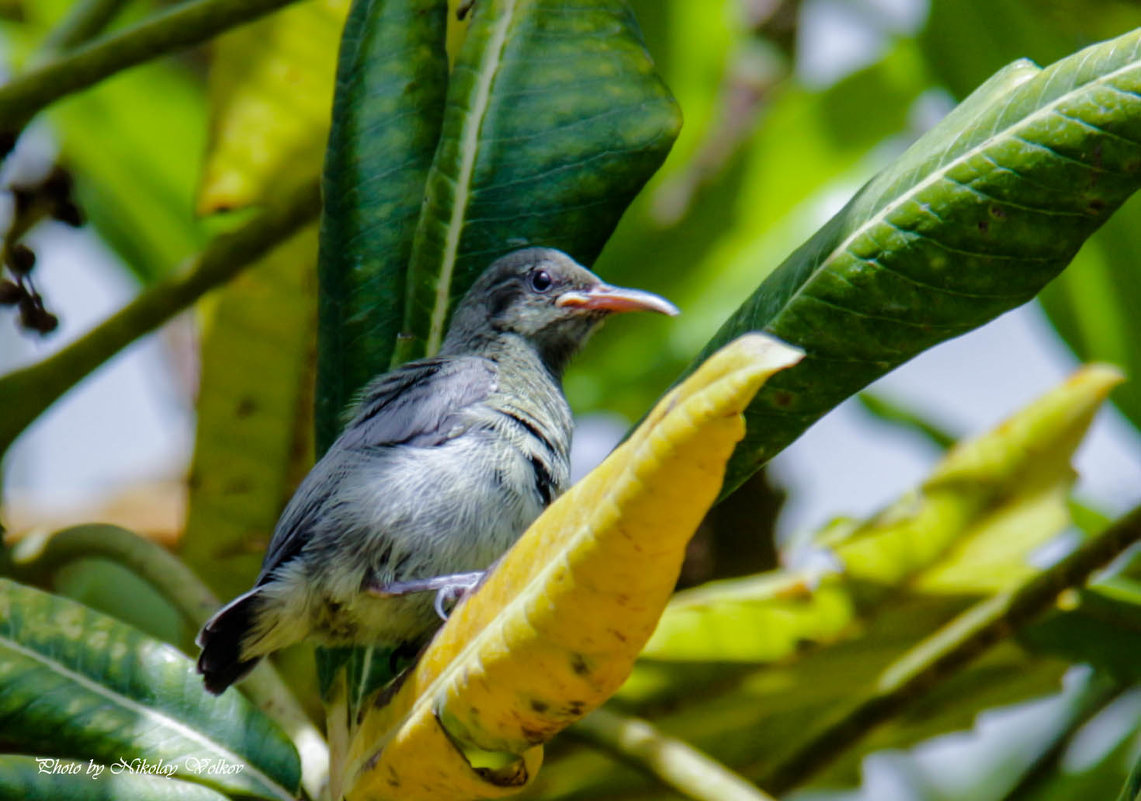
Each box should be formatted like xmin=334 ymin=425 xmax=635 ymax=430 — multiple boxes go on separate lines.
xmin=1021 ymin=580 xmax=1141 ymax=682
xmin=180 ymin=227 xmax=318 ymax=602
xmin=0 ymin=579 xmax=300 ymax=801
xmin=0 ymin=755 xmax=229 ymax=801
xmin=1120 ymin=749 xmax=1141 ymax=801
xmin=1039 ymin=192 xmax=1141 ymax=432
xmin=51 ymin=59 xmax=210 ymax=283
xmin=198 ymin=0 xmax=348 ymax=213
xmin=399 ymin=0 xmax=681 ymax=361
xmin=316 ymin=0 xmax=449 ymax=451
xmin=679 ymin=28 xmax=1141 ymax=497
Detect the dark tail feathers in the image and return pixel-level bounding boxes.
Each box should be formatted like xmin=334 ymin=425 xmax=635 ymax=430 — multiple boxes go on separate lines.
xmin=196 ymin=590 xmax=262 ymax=695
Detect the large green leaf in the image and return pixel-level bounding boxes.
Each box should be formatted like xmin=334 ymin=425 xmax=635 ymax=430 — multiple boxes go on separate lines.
xmin=0 ymin=579 xmax=300 ymax=801
xmin=316 ymin=0 xmax=449 ymax=451
xmin=180 ymin=227 xmax=318 ymax=602
xmin=0 ymin=755 xmax=228 ymax=801
xmin=398 ymin=0 xmax=681 ymax=361
xmin=678 ymin=28 xmax=1141 ymax=496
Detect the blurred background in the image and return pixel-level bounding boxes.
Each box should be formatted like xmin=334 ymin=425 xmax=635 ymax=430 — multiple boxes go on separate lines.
xmin=2 ymin=1 xmax=1141 ymax=799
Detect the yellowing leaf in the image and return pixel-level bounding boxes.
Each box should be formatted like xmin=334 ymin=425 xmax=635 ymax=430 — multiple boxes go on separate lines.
xmin=198 ymin=0 xmax=348 ymax=213
xmin=635 ymin=364 xmax=1122 ymax=670
xmin=180 ymin=227 xmax=319 ymax=601
xmin=836 ymin=363 xmax=1124 ymax=593
xmin=342 ymin=334 xmax=804 ymax=801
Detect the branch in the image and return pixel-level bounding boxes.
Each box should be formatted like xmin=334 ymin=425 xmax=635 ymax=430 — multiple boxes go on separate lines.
xmin=0 ymin=0 xmax=305 ymax=136
xmin=0 ymin=178 xmax=320 ymax=458
xmin=759 ymin=504 xmax=1141 ymax=795
xmin=571 ymin=707 xmax=777 ymax=801
xmin=7 ymin=523 xmax=329 ymax=799
xmin=37 ymin=0 xmax=132 ymax=58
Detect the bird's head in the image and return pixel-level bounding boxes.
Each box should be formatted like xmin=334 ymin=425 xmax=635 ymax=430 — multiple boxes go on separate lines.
xmin=442 ymin=248 xmax=678 ymax=376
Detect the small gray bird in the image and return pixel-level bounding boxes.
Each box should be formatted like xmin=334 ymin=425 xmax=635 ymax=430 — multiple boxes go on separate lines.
xmin=196 ymin=247 xmax=677 ymax=693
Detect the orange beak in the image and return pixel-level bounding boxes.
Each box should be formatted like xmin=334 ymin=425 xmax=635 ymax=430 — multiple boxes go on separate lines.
xmin=555 ymin=283 xmax=679 ymax=316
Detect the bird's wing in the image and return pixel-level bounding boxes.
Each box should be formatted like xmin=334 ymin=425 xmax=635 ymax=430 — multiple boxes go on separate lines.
xmin=338 ymin=355 xmax=499 ymax=449
xmin=255 ymin=356 xmax=498 ymax=583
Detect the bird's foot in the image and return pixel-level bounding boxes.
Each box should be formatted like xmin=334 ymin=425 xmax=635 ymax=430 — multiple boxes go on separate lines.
xmin=367 ymin=571 xmax=486 ymax=620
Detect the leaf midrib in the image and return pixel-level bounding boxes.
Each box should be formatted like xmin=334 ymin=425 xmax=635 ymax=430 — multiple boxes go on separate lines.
xmin=425 ymin=0 xmax=520 ymax=356
xmin=0 ymin=632 xmax=295 ymax=801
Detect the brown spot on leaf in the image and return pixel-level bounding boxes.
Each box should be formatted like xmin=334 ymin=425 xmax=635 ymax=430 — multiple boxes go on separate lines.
xmin=989 ymin=205 xmax=1006 ymax=220
xmin=977 ymin=219 xmax=989 ymax=234
xmin=570 ymin=654 xmax=590 ymax=676
xmin=772 ymin=390 xmax=794 ymax=408
xmin=530 ymin=699 xmax=549 ymax=713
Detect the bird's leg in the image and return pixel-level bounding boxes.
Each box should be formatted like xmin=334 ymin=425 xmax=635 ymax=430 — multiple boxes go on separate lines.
xmin=366 ymin=571 xmax=486 ymax=620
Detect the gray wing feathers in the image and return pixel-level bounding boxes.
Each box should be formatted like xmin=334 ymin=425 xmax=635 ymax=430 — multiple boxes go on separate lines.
xmin=255 ymin=356 xmax=498 ymax=583
xmin=340 ymin=357 xmax=498 ymax=448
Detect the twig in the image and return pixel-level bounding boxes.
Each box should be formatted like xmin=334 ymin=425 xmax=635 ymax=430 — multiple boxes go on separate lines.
xmin=0 ymin=178 xmax=320 ymax=459
xmin=36 ymin=0 xmax=132 ymax=58
xmin=759 ymin=505 xmax=1141 ymax=795
xmin=0 ymin=0 xmax=305 ymax=134
xmin=7 ymin=522 xmax=329 ymax=799
xmin=571 ymin=706 xmax=777 ymax=801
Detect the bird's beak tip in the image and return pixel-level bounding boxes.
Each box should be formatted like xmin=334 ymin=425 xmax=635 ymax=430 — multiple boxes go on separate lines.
xmin=557 ymin=284 xmax=679 ymax=317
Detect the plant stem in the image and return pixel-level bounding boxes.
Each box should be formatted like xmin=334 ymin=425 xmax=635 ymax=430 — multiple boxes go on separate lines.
xmin=0 ymin=178 xmax=320 ymax=459
xmin=9 ymin=523 xmax=219 ymax=626
xmin=759 ymin=505 xmax=1141 ymax=795
xmin=37 ymin=0 xmax=132 ymax=58
xmin=0 ymin=0 xmax=305 ymax=134
xmin=571 ymin=707 xmax=777 ymax=801
xmin=7 ymin=522 xmax=329 ymax=799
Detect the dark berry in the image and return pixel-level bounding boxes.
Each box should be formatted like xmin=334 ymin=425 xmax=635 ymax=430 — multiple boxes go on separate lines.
xmin=0 ymin=280 xmax=23 ymax=305
xmin=8 ymin=243 xmax=35 ymax=274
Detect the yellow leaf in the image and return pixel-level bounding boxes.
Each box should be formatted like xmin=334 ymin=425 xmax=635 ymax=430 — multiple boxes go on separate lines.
xmin=835 ymin=363 xmax=1124 ymax=592
xmin=198 ymin=0 xmax=348 ymax=213
xmin=342 ymin=334 xmax=804 ymax=801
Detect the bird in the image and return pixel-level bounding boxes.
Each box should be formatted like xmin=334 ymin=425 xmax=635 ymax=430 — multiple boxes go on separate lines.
xmin=196 ymin=247 xmax=678 ymax=694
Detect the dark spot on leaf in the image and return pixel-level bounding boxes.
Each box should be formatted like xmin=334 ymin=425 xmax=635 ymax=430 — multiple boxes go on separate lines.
xmin=236 ymin=397 xmax=258 ymax=417
xmin=772 ymin=390 xmax=794 ymax=408
xmin=609 ymin=628 xmax=628 ymax=643
xmin=223 ymin=478 xmax=253 ymax=494
xmin=977 ymin=219 xmax=989 ymax=234
xmin=566 ymin=701 xmax=586 ymax=716
xmin=521 ymin=725 xmax=545 ymax=744
xmin=1088 ymin=198 xmax=1106 ymax=215
xmin=988 ymin=206 xmax=1006 ymax=220
xmin=570 ymin=653 xmax=590 ymax=676
xmin=530 ymin=699 xmax=549 ymax=713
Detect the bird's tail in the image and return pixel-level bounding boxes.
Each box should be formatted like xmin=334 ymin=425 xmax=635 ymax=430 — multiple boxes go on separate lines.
xmin=196 ymin=588 xmax=263 ymax=694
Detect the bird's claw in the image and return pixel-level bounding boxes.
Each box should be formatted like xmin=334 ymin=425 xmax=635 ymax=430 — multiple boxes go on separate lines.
xmin=368 ymin=571 xmax=485 ymax=620
xmin=433 ymin=572 xmax=484 ymax=620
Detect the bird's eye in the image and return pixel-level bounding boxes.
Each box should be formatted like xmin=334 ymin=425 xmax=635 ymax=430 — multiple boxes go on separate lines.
xmin=529 ymin=269 xmax=553 ymax=293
